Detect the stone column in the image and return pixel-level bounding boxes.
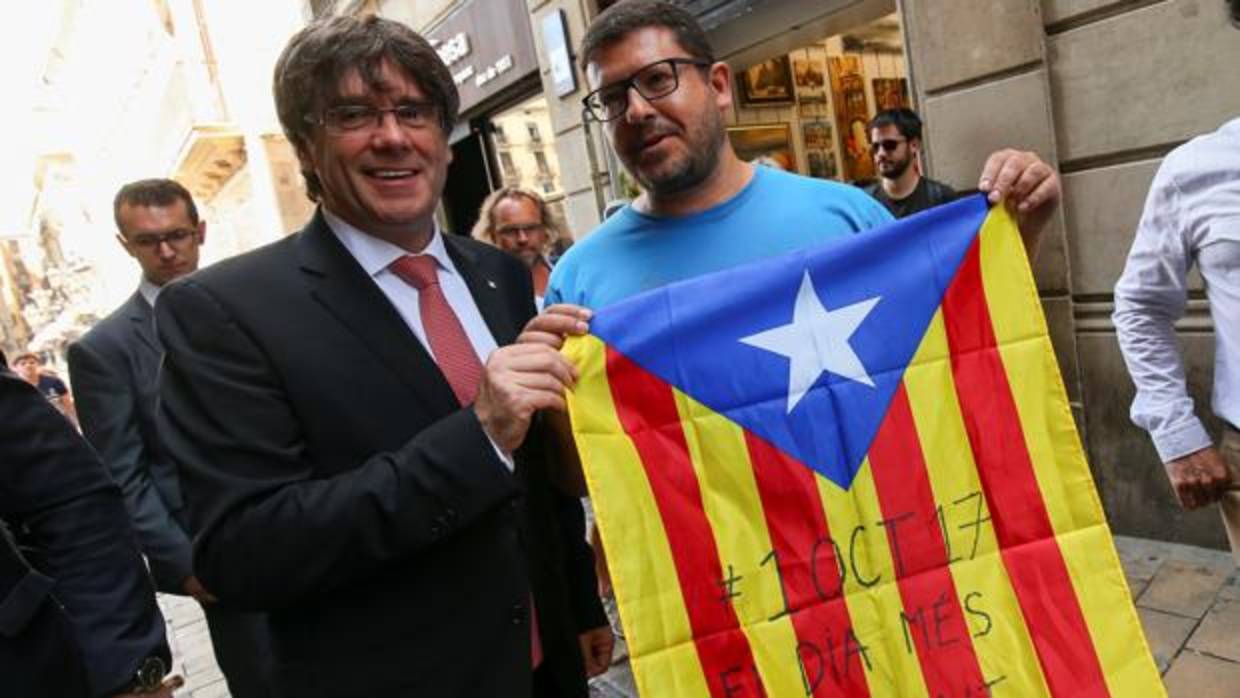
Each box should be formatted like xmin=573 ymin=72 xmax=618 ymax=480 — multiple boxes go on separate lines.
xmin=527 ymin=0 xmax=611 ymax=240
xmin=903 ymin=0 xmax=1240 ymax=547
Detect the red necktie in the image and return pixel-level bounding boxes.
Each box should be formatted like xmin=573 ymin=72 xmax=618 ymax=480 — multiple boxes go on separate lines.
xmin=389 ymin=255 xmax=483 ymax=406
xmin=389 ymin=254 xmax=543 ymax=667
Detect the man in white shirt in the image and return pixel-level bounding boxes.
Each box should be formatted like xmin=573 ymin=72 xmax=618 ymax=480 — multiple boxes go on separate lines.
xmin=1114 ymin=111 xmax=1240 ymax=552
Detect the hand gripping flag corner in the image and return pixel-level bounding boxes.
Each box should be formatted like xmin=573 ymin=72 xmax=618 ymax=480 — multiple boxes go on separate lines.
xmin=563 ymin=196 xmax=1163 ymax=698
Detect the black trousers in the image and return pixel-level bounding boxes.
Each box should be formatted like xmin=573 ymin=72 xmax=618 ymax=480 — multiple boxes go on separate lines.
xmin=203 ymin=604 xmax=274 ymax=698
xmin=533 ymin=662 xmax=561 ymax=698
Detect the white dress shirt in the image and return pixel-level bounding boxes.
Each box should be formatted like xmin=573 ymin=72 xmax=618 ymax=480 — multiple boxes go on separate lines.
xmin=1114 ymin=117 xmax=1240 ymax=463
xmin=138 ymin=277 xmax=162 ymax=307
xmin=323 ymin=209 xmax=512 ymax=469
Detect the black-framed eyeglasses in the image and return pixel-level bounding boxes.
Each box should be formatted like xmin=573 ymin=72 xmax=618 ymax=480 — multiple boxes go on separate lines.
xmin=129 ymin=229 xmax=197 ymax=249
xmin=582 ymin=58 xmax=711 ymax=122
xmin=870 ymin=138 xmax=907 ymax=154
xmin=309 ymin=102 xmax=438 ymax=135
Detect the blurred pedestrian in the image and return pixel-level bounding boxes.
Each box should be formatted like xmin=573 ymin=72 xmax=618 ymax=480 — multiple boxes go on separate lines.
xmin=11 ymin=351 xmax=77 ymax=426
xmin=1 ymin=370 xmax=179 ymax=697
xmin=864 ymin=108 xmax=956 ymax=218
xmin=68 ymin=178 xmax=273 ymax=696
xmin=472 ymin=186 xmax=567 ymax=306
xmin=1114 ymin=0 xmax=1240 ymax=560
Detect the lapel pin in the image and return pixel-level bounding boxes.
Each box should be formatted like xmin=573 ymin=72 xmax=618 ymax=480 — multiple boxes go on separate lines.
xmin=487 ymin=279 xmax=497 ymax=289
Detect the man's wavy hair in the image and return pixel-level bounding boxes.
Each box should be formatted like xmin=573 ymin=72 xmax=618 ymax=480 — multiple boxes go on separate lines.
xmin=470 ymin=187 xmax=566 ymax=256
xmin=273 ymin=15 xmax=459 ymax=202
xmin=579 ymin=0 xmax=714 ymax=72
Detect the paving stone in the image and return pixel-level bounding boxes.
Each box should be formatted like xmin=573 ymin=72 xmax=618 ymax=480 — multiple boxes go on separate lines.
xmin=1163 ymin=650 xmax=1240 ymax=697
xmin=185 ymin=652 xmax=224 ymax=675
xmin=1127 ymin=574 xmax=1152 ymax=601
xmin=1115 ymin=535 xmax=1171 ymax=584
xmin=1187 ymin=599 xmax=1240 ymax=662
xmin=177 ymin=641 xmax=219 ymax=665
xmin=1217 ymin=571 xmax=1240 ymax=602
xmin=1139 ymin=559 xmax=1232 ymax=619
xmin=187 ymin=665 xmax=225 ymax=687
xmin=189 ymin=677 xmax=231 ymax=698
xmin=1138 ymin=607 xmax=1198 ymax=674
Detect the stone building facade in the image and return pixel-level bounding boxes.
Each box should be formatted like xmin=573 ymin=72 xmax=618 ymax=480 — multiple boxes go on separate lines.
xmin=349 ymin=0 xmax=1240 ymax=549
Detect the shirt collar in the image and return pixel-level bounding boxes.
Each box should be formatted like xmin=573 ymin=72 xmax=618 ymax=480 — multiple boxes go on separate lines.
xmin=322 ymin=207 xmax=457 ymax=279
xmin=138 ymin=277 xmax=162 ymax=306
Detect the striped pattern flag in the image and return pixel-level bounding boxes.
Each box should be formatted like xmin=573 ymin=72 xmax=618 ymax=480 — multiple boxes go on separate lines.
xmin=563 ymin=196 xmax=1162 ymax=697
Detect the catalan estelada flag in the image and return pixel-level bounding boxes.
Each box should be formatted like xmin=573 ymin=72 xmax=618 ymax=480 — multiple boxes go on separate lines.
xmin=562 ymin=195 xmax=1162 ymax=697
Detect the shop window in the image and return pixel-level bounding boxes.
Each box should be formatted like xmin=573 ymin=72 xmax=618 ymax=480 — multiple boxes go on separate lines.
xmin=499 ymin=151 xmax=517 ymax=179
xmin=487 ymin=95 xmax=564 ymax=199
xmin=729 ymin=13 xmax=909 ymax=187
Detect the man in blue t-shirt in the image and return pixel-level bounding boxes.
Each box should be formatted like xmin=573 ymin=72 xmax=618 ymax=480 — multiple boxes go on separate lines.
xmin=544 ymin=2 xmax=1059 ymax=313
xmin=521 ymin=1 xmax=1062 ymax=482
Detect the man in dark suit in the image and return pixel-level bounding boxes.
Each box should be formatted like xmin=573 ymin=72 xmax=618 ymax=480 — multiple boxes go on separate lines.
xmin=156 ymin=15 xmax=608 ymax=697
xmin=0 ymin=370 xmax=178 ymax=697
xmin=68 ymin=178 xmax=272 ymax=696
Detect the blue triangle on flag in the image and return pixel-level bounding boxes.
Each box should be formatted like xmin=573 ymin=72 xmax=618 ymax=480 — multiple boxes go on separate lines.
xmin=588 ymin=194 xmax=990 ymax=490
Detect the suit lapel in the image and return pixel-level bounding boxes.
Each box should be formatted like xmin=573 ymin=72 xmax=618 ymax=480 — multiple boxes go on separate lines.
xmin=295 ymin=212 xmax=459 ymax=413
xmin=126 ymin=292 xmax=159 ymax=354
xmin=442 ymin=234 xmax=518 ymax=346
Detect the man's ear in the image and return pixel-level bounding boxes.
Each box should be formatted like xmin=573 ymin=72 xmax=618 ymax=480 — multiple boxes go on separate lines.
xmin=116 ymin=233 xmax=137 ymax=259
xmin=708 ymin=61 xmax=734 ymax=112
xmin=195 ymin=220 xmax=207 ymax=244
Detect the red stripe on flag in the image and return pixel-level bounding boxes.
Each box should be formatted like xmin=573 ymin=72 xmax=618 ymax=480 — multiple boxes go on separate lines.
xmin=867 ymin=385 xmax=989 ymax=695
xmin=744 ymin=433 xmax=872 ymax=697
xmin=606 ymin=347 xmax=765 ymax=697
xmin=941 ymin=239 xmax=1110 ymax=697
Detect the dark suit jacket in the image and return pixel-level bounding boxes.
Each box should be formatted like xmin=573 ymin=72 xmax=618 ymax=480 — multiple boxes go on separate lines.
xmin=68 ymin=291 xmax=193 ymax=594
xmin=0 ymin=372 xmax=170 ymax=698
xmin=156 ymin=211 xmax=605 ymax=697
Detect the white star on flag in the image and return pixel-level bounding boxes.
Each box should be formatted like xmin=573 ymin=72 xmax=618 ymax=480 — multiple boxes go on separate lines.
xmin=740 ymin=270 xmax=881 ymax=413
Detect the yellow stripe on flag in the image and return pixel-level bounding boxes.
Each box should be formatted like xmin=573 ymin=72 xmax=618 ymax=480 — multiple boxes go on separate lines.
xmin=817 ymin=465 xmax=929 ymax=697
xmin=563 ymin=335 xmax=711 ymax=697
xmin=903 ymin=310 xmax=1052 ymax=696
xmin=671 ymin=389 xmax=804 ymax=697
xmin=976 ymin=208 xmax=1164 ymax=697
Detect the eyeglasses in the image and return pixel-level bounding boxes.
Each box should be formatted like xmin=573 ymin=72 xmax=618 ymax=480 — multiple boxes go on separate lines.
xmin=129 ymin=229 xmax=198 ymax=249
xmin=870 ymin=138 xmax=907 ymax=154
xmin=311 ymin=102 xmax=438 ymax=135
xmin=495 ymin=223 xmax=546 ymax=238
xmin=582 ymin=58 xmax=711 ymax=122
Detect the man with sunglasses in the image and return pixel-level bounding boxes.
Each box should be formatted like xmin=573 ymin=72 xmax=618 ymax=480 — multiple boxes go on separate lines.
xmin=865 ymin=108 xmax=957 ymax=219
xmin=68 ymin=178 xmax=273 ymax=696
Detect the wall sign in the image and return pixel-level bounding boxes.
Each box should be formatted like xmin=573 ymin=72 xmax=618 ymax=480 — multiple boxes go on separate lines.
xmin=427 ymin=0 xmax=538 ymax=116
xmin=541 ymin=9 xmax=576 ymax=98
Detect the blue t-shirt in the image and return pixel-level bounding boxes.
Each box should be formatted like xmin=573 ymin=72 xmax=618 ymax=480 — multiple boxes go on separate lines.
xmin=546 ymin=166 xmax=892 ymax=310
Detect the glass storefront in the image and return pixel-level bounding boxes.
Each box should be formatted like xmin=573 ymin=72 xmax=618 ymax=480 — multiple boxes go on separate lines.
xmin=728 ymin=13 xmax=909 ymax=187
xmin=486 ymin=94 xmax=569 ymax=228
